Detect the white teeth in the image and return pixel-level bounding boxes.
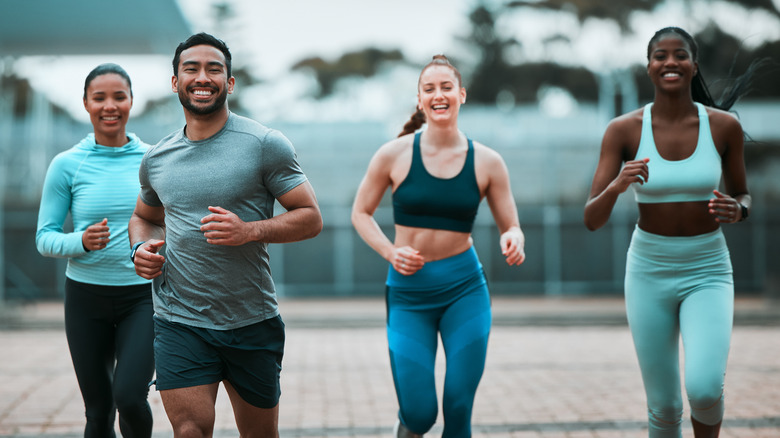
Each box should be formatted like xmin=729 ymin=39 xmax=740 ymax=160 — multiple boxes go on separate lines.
xmin=102 ymin=116 xmax=119 ymax=120
xmin=433 ymin=105 xmax=448 ymax=110
xmin=663 ymin=72 xmax=680 ymax=77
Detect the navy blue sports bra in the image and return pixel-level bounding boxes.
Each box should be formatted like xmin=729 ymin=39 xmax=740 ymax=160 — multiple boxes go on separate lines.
xmin=392 ymin=132 xmax=481 ymax=233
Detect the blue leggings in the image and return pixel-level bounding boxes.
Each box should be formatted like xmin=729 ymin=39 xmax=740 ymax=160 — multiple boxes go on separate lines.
xmin=386 ymin=247 xmax=491 ymax=438
xmin=65 ymin=278 xmax=155 ymax=438
xmin=625 ymin=227 xmax=733 ymax=437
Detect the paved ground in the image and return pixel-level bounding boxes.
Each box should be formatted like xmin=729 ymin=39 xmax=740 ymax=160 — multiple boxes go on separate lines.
xmin=0 ymin=296 xmax=778 ymax=437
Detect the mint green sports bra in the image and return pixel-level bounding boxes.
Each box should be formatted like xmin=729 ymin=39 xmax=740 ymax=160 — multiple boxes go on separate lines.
xmin=632 ymin=102 xmax=722 ymax=203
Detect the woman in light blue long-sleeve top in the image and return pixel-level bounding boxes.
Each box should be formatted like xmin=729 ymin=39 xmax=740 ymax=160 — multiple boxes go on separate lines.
xmin=36 ymin=63 xmax=154 ymax=438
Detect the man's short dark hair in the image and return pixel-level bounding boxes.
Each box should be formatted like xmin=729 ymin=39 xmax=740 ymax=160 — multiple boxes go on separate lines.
xmin=172 ymin=32 xmax=232 ymax=77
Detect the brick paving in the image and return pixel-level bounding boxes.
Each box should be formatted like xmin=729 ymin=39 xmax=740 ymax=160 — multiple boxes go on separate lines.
xmin=0 ymin=297 xmax=778 ymax=438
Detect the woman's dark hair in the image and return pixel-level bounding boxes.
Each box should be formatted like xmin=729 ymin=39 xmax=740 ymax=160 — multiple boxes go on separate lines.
xmin=83 ymin=63 xmax=132 ymax=100
xmin=647 ymin=27 xmax=764 ymax=111
xmin=397 ymin=54 xmax=463 ymax=137
xmin=173 ymin=32 xmax=232 ymax=78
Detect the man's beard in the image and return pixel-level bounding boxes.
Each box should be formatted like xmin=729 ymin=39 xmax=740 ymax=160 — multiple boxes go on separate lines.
xmin=178 ymin=86 xmax=229 ymax=115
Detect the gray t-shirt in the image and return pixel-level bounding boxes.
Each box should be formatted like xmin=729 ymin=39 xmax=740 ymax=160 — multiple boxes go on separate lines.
xmin=139 ymin=112 xmax=307 ymax=329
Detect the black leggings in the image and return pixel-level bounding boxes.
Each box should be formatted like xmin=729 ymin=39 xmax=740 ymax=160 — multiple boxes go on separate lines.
xmin=65 ymin=278 xmax=155 ymax=438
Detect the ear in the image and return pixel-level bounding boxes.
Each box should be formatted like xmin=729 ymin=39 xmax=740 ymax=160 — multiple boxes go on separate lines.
xmin=227 ymin=76 xmax=235 ymax=94
xmin=83 ymin=98 xmax=88 ymax=112
xmin=417 ymin=93 xmax=422 ymax=111
xmin=460 ymin=87 xmax=467 ymax=104
xmin=171 ymin=75 xmax=178 ymax=93
xmin=693 ymin=61 xmax=699 ymax=77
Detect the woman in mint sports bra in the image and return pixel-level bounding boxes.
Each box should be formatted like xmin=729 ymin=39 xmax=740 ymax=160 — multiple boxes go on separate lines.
xmin=352 ymin=55 xmax=526 ymax=438
xmin=36 ymin=64 xmax=154 ymax=437
xmin=584 ymin=27 xmax=760 ymax=437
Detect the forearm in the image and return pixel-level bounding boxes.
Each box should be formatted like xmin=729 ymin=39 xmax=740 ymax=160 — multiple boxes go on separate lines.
xmin=247 ymin=205 xmax=322 ymax=244
xmin=36 ymin=228 xmax=86 ymax=258
xmin=584 ymin=185 xmax=621 ymax=231
xmin=352 ymin=211 xmax=395 ymax=261
xmin=128 ymin=214 xmax=165 ymax=245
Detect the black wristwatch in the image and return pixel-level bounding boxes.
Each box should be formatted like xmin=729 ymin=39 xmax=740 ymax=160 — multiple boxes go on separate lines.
xmin=130 ymin=241 xmax=145 ymax=261
xmin=739 ymin=204 xmax=749 ymax=222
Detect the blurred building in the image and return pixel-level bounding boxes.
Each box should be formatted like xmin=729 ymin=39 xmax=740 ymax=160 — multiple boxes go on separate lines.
xmin=0 ymin=0 xmax=192 ymax=302
xmin=2 ymin=1 xmax=779 ymax=302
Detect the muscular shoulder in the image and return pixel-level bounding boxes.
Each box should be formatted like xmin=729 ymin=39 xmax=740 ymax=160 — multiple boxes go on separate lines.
xmin=601 ymin=108 xmax=644 ymax=159
xmin=706 ymin=106 xmax=743 ymax=134
xmin=373 ymin=134 xmax=413 ymax=166
xmin=705 ymin=106 xmax=744 ymax=152
xmin=473 ymin=140 xmax=504 ymax=168
xmin=605 ymin=108 xmax=643 ymax=137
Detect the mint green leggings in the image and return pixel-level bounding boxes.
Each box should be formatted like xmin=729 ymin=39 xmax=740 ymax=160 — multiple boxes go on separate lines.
xmin=625 ymin=226 xmax=733 ymax=438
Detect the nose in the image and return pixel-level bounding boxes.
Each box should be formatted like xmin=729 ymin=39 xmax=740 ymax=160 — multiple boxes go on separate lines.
xmin=195 ymin=68 xmax=211 ymax=83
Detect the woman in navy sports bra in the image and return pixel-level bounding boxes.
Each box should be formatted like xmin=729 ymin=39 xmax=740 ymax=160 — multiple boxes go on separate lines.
xmin=584 ymin=27 xmax=759 ymax=437
xmin=352 ymin=55 xmax=526 ymax=438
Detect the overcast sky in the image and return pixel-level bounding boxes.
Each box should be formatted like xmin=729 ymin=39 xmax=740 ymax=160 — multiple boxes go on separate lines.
xmin=13 ymin=0 xmax=780 ymax=123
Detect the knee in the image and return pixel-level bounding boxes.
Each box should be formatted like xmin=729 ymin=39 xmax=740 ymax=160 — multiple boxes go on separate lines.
xmin=113 ymin=386 xmax=150 ymax=414
xmin=686 ymin=376 xmax=724 ymax=410
xmin=400 ymin=404 xmax=437 ymax=435
xmin=647 ymin=403 xmax=684 ymax=433
xmin=174 ymin=421 xmax=214 ymax=438
xmin=688 ymin=384 xmax=725 ymax=425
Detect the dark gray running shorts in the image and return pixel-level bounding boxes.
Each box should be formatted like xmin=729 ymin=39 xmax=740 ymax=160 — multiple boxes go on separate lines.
xmin=153 ymin=314 xmax=285 ymax=408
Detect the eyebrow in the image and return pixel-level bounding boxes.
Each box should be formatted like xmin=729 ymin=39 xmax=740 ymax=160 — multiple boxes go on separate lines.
xmin=181 ymin=60 xmax=225 ymax=69
xmin=422 ymin=80 xmax=455 ymax=87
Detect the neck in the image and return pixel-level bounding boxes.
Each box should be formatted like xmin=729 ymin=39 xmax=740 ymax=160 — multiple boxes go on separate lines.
xmin=94 ymin=131 xmax=128 ymax=147
xmin=183 ymin=107 xmax=230 ymax=141
xmin=652 ymin=93 xmax=697 ymax=121
xmin=424 ymin=122 xmax=462 ymax=148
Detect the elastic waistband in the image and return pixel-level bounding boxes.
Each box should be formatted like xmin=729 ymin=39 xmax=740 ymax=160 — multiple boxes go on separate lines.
xmin=629 ymin=225 xmax=728 ymax=263
xmin=386 ymin=246 xmax=482 ymax=289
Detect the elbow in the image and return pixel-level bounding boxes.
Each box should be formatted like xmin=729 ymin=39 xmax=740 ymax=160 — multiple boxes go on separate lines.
xmin=34 ymin=232 xmax=52 ymax=257
xmin=304 ymin=207 xmax=323 ymax=240
xmin=583 ymin=213 xmax=603 ymax=232
xmin=311 ymin=215 xmax=324 ymax=239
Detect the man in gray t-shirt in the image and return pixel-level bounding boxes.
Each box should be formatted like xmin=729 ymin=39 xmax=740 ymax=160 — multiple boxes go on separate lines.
xmin=129 ymin=32 xmax=322 ymax=437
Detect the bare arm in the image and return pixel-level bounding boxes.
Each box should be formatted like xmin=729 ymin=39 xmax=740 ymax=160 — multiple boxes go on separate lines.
xmin=128 ymin=195 xmax=166 ymax=279
xmin=351 ymin=141 xmax=424 ymax=274
xmin=479 ymin=145 xmax=525 ymax=266
xmin=584 ymin=115 xmax=648 ymax=231
xmin=199 ymin=181 xmax=322 ymax=245
xmin=708 ymin=110 xmax=751 ymax=223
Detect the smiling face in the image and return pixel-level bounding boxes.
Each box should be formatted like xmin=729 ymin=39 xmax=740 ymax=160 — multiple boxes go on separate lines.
xmin=647 ymin=34 xmax=698 ymax=94
xmin=83 ymin=73 xmax=132 ymax=146
xmin=172 ymin=44 xmax=234 ymax=116
xmin=417 ymin=64 xmax=466 ymax=125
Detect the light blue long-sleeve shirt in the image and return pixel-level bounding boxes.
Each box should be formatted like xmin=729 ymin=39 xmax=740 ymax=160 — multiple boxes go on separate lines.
xmin=36 ymin=133 xmax=151 ymax=286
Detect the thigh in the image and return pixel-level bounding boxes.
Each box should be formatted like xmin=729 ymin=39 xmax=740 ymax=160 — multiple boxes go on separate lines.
xmin=160 ymin=383 xmax=220 ymax=437
xmin=680 ymin=277 xmax=733 ymax=387
xmin=224 ymin=381 xmax=279 ymax=438
xmin=625 ymin=256 xmax=682 ymax=405
xmin=64 ymin=280 xmax=115 ymax=397
xmin=386 ymin=287 xmax=440 ymax=410
xmin=219 ymin=316 xmax=286 ymax=410
xmin=153 ymin=316 xmax=223 ymax=391
xmin=114 ymin=291 xmax=155 ymax=396
xmin=439 ymin=276 xmax=491 ymax=356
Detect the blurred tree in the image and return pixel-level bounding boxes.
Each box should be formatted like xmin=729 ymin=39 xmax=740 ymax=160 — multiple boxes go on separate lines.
xmin=291 ymin=48 xmax=405 ymax=97
xmin=507 ymin=0 xmax=780 ymax=31
xmin=460 ymin=3 xmax=598 ymax=104
xmin=462 ymin=0 xmax=780 ymax=105
xmin=211 ymin=0 xmax=259 ymax=115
